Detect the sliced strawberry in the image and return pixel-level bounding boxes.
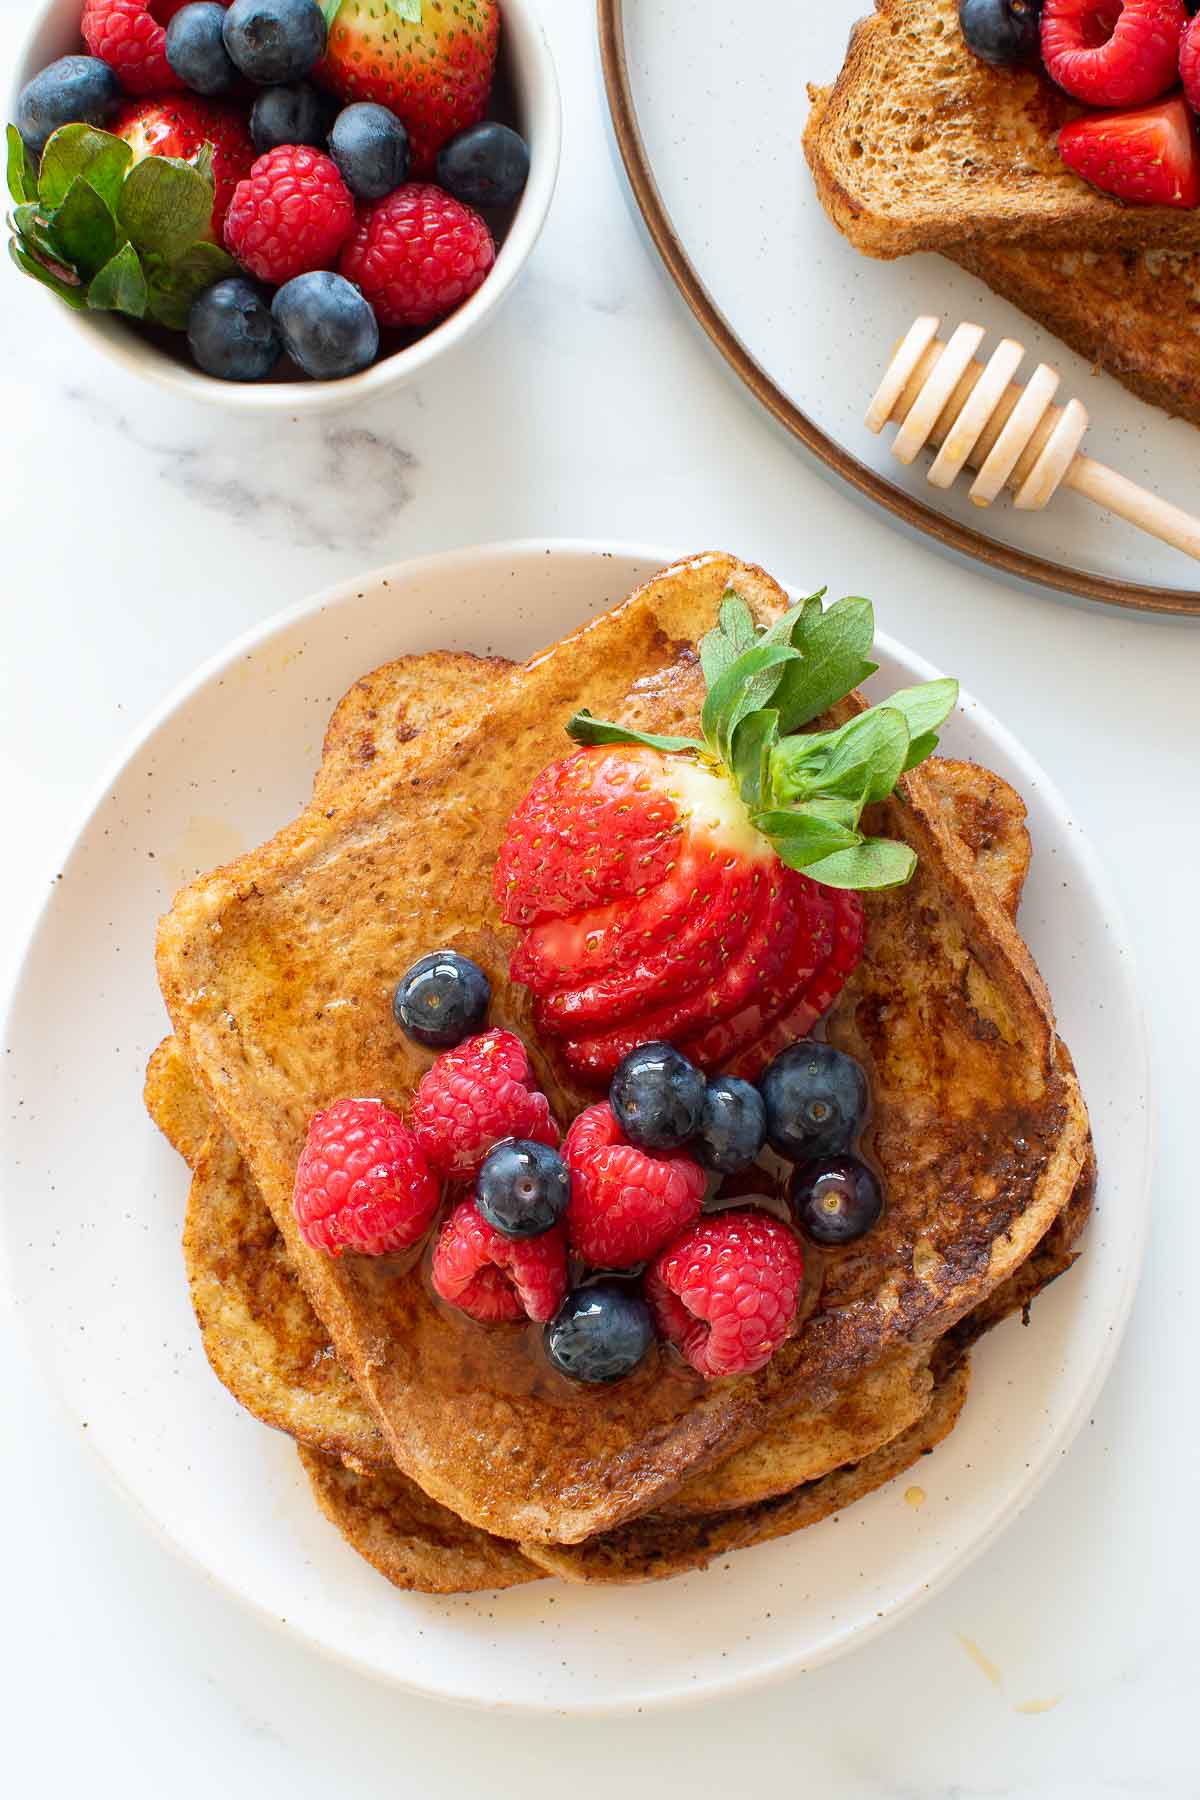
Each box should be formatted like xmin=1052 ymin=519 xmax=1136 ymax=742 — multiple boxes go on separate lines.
xmin=722 ymin=891 xmax=866 ymax=1080
xmin=1041 ymin=0 xmax=1187 ymax=108
xmin=1058 ymin=95 xmax=1200 ymax=208
xmin=682 ymin=882 xmax=837 ymax=1071
xmin=495 ymin=746 xmax=683 ymax=929
xmin=557 ymin=867 xmax=814 ymax=1080
xmin=510 ymin=840 xmax=749 ymax=995
xmin=534 ymin=860 xmax=765 ymax=1031
xmin=494 ymin=592 xmax=958 ymax=1088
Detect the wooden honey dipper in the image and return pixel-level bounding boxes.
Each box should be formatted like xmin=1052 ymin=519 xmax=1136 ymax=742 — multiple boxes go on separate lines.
xmin=867 ymin=317 xmax=1200 ymax=564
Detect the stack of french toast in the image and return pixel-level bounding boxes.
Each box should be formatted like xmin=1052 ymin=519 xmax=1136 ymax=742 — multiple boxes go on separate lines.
xmin=146 ymin=553 xmax=1094 ymax=1591
xmin=805 ymin=0 xmax=1200 ymax=428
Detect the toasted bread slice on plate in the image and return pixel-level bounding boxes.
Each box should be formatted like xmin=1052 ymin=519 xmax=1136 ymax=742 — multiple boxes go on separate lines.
xmin=154 ymin=553 xmax=1090 ymax=1551
xmin=146 ymin=661 xmax=1055 ymax=1559
xmin=947 ymin=242 xmax=1200 ymax=430
xmin=803 ymin=0 xmax=1200 ymax=258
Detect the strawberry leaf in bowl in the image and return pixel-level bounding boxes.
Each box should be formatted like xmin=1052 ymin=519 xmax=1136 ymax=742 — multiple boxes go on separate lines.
xmin=6 ymin=124 xmax=38 ymax=204
xmin=5 ymin=122 xmax=237 ymax=329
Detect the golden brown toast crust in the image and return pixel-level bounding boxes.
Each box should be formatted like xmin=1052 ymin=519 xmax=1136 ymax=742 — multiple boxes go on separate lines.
xmin=520 ymin=1360 xmax=971 ymax=1584
xmin=298 ymin=1444 xmax=541 ymax=1593
xmin=184 ymin=1129 xmax=389 ymax=1470
xmin=144 ymin=1037 xmax=213 ymax=1169
xmin=155 ymin=554 xmax=1089 ymax=1546
xmin=804 ymin=2 xmax=1200 ymax=258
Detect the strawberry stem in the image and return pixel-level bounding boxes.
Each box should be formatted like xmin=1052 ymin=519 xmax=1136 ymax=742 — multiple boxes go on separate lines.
xmin=565 ymin=589 xmax=957 ymax=893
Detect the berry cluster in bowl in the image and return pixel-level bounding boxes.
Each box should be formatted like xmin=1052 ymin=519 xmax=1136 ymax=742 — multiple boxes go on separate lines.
xmin=960 ymin=0 xmax=1200 ymax=207
xmin=291 ymin=950 xmax=887 ymax=1389
xmin=9 ymin=0 xmax=529 ymax=382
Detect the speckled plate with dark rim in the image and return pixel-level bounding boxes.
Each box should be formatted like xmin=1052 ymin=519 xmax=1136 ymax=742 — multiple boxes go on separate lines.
xmin=597 ymin=0 xmax=1200 ymax=617
xmin=0 ymin=543 xmax=1149 ymax=1710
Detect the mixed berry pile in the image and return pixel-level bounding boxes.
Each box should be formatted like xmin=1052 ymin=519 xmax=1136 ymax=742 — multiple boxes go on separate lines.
xmin=292 ymin=952 xmax=884 ymax=1386
xmin=960 ymin=0 xmax=1200 ymax=208
xmin=9 ymin=0 xmax=526 ymax=382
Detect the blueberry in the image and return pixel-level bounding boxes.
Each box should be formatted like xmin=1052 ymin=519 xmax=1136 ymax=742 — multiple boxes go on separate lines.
xmin=759 ymin=1041 xmax=869 ymax=1162
xmin=271 ymin=271 xmax=379 ymax=380
xmin=477 ymin=1140 xmax=571 ymax=1239
xmin=392 ymin=950 xmax=490 ymax=1047
xmin=435 ymin=121 xmax=530 ymax=210
xmin=166 ymin=3 xmax=238 ymax=94
xmin=789 ymin=1155 xmax=884 ymax=1248
xmin=15 ymin=55 xmax=122 ymax=158
xmin=222 ymin=0 xmax=326 ymax=84
xmin=545 ymin=1282 xmax=655 ymax=1384
xmin=694 ymin=1076 xmax=766 ymax=1175
xmin=610 ymin=1041 xmax=706 ymax=1151
xmin=958 ymin=0 xmax=1041 ymax=67
xmin=188 ymin=277 xmax=282 ymax=381
xmin=328 ymin=102 xmax=410 ymax=200
xmin=250 ymin=81 xmax=330 ymax=153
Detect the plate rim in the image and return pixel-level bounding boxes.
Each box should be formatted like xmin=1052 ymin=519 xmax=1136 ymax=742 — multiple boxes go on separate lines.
xmin=596 ymin=0 xmax=1200 ymax=619
xmin=0 ymin=538 xmax=1153 ymax=1712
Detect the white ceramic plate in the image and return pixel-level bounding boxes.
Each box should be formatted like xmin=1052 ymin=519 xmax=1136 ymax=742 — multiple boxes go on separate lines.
xmin=0 ymin=542 xmax=1149 ymax=1712
xmin=606 ymin=0 xmax=1200 ymax=612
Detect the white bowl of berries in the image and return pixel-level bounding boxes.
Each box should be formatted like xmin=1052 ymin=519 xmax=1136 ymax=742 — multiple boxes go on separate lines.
xmin=8 ymin=0 xmax=560 ymax=408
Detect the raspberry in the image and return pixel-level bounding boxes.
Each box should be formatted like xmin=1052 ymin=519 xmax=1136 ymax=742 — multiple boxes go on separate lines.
xmin=431 ymin=1198 xmax=567 ymax=1323
xmin=336 ymin=182 xmax=495 ymax=329
xmin=224 ymin=146 xmax=355 ymax=287
xmin=1183 ymin=14 xmax=1200 ymax=113
xmin=1041 ymin=0 xmax=1188 ymax=108
xmin=82 ymin=0 xmax=184 ymax=96
xmin=292 ymin=1097 xmax=441 ymax=1257
xmin=412 ymin=1029 xmax=558 ymax=1180
xmin=563 ymin=1102 xmax=706 ymax=1270
xmin=646 ymin=1209 xmax=805 ymax=1380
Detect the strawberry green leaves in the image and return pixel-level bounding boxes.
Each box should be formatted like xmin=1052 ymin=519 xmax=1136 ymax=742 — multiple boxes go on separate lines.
xmin=565 ymin=714 xmax=703 ymax=755
xmin=565 ymin=584 xmax=958 ymax=894
xmin=700 ymin=641 xmax=800 ymax=764
xmin=6 ymin=125 xmax=37 ymax=205
xmin=5 ymin=123 xmax=237 ymax=329
xmin=37 ymin=124 xmax=131 ymax=209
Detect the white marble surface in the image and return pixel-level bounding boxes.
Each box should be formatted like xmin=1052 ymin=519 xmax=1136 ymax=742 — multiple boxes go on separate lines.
xmin=0 ymin=0 xmax=1197 ymax=1792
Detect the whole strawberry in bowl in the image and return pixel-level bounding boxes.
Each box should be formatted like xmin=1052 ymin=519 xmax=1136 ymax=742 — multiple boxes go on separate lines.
xmin=6 ymin=0 xmax=560 ymax=409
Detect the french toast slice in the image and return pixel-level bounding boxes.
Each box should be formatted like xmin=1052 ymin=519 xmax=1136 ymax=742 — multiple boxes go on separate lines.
xmin=146 ymin=747 xmax=1038 ymax=1508
xmin=803 ymin=0 xmax=1200 ymax=258
xmin=144 ymin=640 xmax=1037 ymax=1514
xmin=145 ymin=640 xmax=1036 ymax=1512
xmin=155 ymin=553 xmax=1090 ymax=1546
xmin=147 ymin=652 xmax=1091 ymax=1587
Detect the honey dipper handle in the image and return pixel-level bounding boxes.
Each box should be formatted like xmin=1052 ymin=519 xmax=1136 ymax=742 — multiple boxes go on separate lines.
xmin=1065 ymin=456 xmax=1200 ymax=564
